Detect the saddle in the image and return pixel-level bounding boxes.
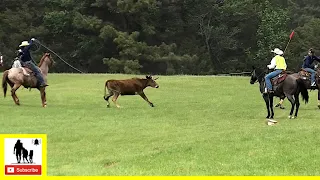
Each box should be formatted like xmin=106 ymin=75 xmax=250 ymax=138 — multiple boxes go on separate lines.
xmin=298 ymin=68 xmax=311 ymax=80
xmin=21 ymin=65 xmax=42 ymax=76
xmin=271 ymin=71 xmax=287 ymax=86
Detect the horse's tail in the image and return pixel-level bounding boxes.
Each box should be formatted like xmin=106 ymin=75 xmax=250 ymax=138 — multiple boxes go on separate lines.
xmin=297 ymin=78 xmax=309 ymax=104
xmin=2 ymin=70 xmax=9 ymax=97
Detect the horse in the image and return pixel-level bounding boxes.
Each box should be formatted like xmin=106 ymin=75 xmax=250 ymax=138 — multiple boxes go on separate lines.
xmin=2 ymin=53 xmax=55 ymax=107
xmin=250 ymin=66 xmax=309 ymax=120
xmin=275 ymin=67 xmax=320 ymax=109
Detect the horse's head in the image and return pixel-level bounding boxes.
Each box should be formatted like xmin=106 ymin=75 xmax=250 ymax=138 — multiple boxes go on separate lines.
xmin=250 ymin=66 xmax=264 ymax=84
xmin=39 ymin=53 xmax=55 ymax=68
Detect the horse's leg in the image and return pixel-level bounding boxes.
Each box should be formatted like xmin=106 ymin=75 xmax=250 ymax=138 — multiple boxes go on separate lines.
xmin=263 ymin=94 xmax=270 ymax=119
xmin=269 ymin=94 xmax=274 ymax=119
xmin=318 ymin=89 xmax=320 ymax=109
xmin=39 ymin=88 xmax=46 ymax=107
xmin=11 ymin=84 xmax=21 ymax=105
xmin=294 ymin=93 xmax=300 ymax=118
xmin=43 ymin=90 xmax=47 ymax=106
xmin=286 ymin=94 xmax=295 ymax=119
xmin=112 ymin=93 xmax=121 ymax=108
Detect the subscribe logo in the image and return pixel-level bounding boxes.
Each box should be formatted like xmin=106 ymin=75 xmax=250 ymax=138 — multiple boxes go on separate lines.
xmin=5 ymin=165 xmax=41 ymax=175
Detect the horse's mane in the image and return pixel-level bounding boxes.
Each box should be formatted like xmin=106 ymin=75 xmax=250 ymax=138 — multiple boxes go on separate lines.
xmin=38 ymin=53 xmax=50 ymax=67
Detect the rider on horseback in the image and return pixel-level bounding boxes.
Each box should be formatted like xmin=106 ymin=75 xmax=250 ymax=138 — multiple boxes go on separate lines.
xmin=265 ymin=48 xmax=287 ymax=93
xmin=302 ymin=48 xmax=320 ymax=87
xmin=18 ymin=38 xmax=48 ymax=87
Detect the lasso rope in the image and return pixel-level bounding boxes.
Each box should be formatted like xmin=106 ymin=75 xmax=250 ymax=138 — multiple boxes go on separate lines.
xmin=34 ymin=40 xmax=85 ymax=74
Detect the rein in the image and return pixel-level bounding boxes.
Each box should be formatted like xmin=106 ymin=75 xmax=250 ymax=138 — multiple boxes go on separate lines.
xmin=253 ymin=69 xmax=266 ymax=84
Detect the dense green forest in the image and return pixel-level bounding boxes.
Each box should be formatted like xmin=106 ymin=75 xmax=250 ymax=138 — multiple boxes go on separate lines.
xmin=1 ymin=0 xmax=320 ymax=74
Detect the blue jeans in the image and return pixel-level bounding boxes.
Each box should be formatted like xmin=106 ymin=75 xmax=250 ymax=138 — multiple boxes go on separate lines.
xmin=22 ymin=61 xmax=45 ymax=86
xmin=265 ymin=69 xmax=283 ymax=90
xmin=304 ymin=68 xmax=315 ymax=84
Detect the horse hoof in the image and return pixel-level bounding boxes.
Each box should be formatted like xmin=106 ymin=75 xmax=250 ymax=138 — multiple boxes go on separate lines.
xmin=150 ymin=103 xmax=154 ymax=107
xmin=280 ymin=106 xmax=285 ymax=109
xmin=43 ymin=105 xmax=47 ymax=108
xmin=288 ymin=116 xmax=292 ymax=119
xmin=318 ymin=105 xmax=320 ymax=109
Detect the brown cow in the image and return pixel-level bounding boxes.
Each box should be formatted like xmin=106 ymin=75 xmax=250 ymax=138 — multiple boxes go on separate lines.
xmin=103 ymin=75 xmax=159 ymax=108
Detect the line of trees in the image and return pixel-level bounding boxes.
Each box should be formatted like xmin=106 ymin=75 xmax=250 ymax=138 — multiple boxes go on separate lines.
xmin=1 ymin=0 xmax=320 ymax=74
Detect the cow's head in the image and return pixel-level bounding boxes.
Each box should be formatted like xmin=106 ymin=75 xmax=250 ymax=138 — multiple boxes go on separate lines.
xmin=146 ymin=75 xmax=159 ymax=88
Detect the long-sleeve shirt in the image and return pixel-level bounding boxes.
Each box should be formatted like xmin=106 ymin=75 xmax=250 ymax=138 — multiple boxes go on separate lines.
xmin=267 ymin=55 xmax=287 ymax=70
xmin=20 ymin=40 xmax=34 ymax=63
xmin=302 ymin=55 xmax=320 ymax=69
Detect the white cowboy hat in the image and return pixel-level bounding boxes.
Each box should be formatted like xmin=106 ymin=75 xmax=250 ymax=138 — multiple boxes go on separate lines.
xmin=271 ymin=48 xmax=284 ymax=55
xmin=19 ymin=41 xmax=30 ymax=47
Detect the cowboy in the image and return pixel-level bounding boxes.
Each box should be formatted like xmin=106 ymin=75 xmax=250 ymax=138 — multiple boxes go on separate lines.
xmin=302 ymin=48 xmax=320 ymax=87
xmin=265 ymin=48 xmax=287 ymax=93
xmin=18 ymin=38 xmax=48 ymax=87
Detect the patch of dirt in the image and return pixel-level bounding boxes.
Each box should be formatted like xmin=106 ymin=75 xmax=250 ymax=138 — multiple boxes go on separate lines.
xmin=104 ymin=161 xmax=118 ymax=168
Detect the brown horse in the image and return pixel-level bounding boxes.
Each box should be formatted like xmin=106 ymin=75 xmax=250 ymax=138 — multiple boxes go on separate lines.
xmin=2 ymin=53 xmax=54 ymax=107
xmin=276 ymin=67 xmax=320 ymax=109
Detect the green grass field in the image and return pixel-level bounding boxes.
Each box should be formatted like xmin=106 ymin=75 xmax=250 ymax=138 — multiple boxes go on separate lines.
xmin=1 ymin=73 xmax=320 ymax=176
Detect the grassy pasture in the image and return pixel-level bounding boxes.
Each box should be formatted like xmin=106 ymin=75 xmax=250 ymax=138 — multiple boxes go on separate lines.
xmin=1 ymin=73 xmax=320 ymax=176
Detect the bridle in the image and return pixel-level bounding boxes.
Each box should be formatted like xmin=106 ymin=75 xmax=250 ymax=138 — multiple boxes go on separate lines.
xmin=252 ymin=69 xmax=265 ymax=83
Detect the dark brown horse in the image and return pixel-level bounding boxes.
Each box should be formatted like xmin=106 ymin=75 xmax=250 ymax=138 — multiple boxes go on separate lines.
xmin=250 ymin=67 xmax=309 ymax=120
xmin=275 ymin=67 xmax=320 ymax=109
xmin=2 ymin=53 xmax=55 ymax=107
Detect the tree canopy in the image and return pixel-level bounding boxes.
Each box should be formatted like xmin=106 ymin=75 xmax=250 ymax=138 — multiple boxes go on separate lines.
xmin=0 ymin=0 xmax=319 ymax=74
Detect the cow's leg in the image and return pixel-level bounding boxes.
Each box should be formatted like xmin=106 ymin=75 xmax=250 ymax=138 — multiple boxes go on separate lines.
xmin=112 ymin=93 xmax=121 ymax=108
xmin=11 ymin=84 xmax=21 ymax=105
xmin=104 ymin=90 xmax=114 ymax=108
xmin=138 ymin=91 xmax=154 ymax=107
